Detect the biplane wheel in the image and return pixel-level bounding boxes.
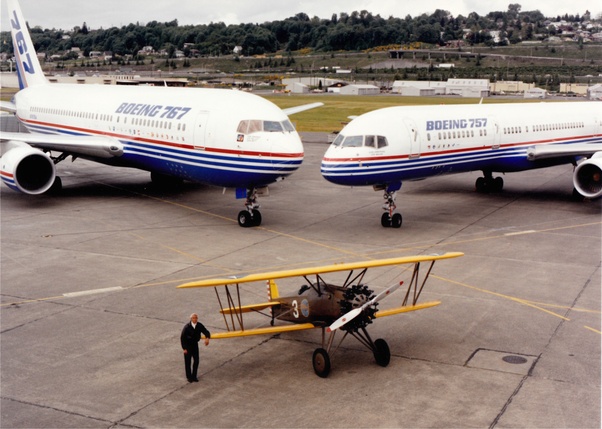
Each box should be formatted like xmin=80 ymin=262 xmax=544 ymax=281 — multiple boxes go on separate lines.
xmin=391 ymin=213 xmax=402 ymax=228
xmin=312 ymin=348 xmax=331 ymax=378
xmin=373 ymin=339 xmax=390 ymax=367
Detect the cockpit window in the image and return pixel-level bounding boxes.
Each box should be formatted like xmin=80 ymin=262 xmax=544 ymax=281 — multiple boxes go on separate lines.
xmin=282 ymin=119 xmax=295 ymax=132
xmin=264 ymin=121 xmax=283 ymax=132
xmin=332 ymin=134 xmax=388 ymax=148
xmin=332 ymin=134 xmax=345 ymax=146
xmin=342 ymin=135 xmax=363 ymax=147
xmin=377 ymin=135 xmax=388 ymax=148
xmin=237 ymin=119 xmax=296 ymax=134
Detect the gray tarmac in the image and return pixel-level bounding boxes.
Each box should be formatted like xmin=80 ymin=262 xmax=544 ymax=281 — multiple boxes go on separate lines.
xmin=1 ymin=133 xmax=600 ymax=428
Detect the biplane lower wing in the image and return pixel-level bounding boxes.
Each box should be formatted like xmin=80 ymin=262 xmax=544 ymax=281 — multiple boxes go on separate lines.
xmin=220 ymin=302 xmax=279 ymax=315
xmin=207 ymin=323 xmax=317 ymax=339
xmin=375 ymin=300 xmax=441 ymax=318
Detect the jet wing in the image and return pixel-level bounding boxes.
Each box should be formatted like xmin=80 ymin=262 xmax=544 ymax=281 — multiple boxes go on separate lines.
xmin=0 ymin=101 xmax=17 ymax=113
xmin=283 ymin=102 xmax=324 ymax=116
xmin=527 ymin=143 xmax=602 ymax=161
xmin=1 ymin=132 xmax=124 ymax=159
xmin=178 ymin=252 xmax=464 ymax=288
xmin=205 ymin=323 xmax=318 ymax=339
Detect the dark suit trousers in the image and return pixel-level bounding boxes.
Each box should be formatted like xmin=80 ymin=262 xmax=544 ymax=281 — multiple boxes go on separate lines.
xmin=184 ymin=345 xmax=199 ymax=380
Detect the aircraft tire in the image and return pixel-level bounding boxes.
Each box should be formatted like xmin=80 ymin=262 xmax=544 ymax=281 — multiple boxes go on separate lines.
xmin=475 ymin=177 xmax=487 ymax=193
xmin=493 ymin=177 xmax=504 ymax=192
xmin=48 ymin=176 xmax=63 ymax=194
xmin=381 ymin=213 xmax=391 ymax=227
xmin=374 ymin=339 xmax=390 ymax=367
xmin=251 ymin=209 xmax=262 ymax=227
xmin=391 ymin=213 xmax=402 ymax=228
xmin=312 ymin=348 xmax=331 ymax=378
xmin=238 ymin=210 xmax=252 ymax=227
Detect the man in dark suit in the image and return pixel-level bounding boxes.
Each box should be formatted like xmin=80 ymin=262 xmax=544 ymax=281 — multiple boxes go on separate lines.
xmin=180 ymin=313 xmax=211 ymax=382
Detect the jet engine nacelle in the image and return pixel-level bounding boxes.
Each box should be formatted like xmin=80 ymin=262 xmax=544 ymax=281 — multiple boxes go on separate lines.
xmin=1 ymin=144 xmax=56 ymax=194
xmin=573 ymin=153 xmax=602 ymax=199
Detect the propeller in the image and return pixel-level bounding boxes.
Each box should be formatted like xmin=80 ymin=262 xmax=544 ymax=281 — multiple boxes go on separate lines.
xmin=327 ymin=281 xmax=403 ymax=332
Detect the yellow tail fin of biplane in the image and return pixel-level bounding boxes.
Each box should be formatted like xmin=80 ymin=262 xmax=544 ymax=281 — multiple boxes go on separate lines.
xmin=268 ymin=279 xmax=279 ymax=300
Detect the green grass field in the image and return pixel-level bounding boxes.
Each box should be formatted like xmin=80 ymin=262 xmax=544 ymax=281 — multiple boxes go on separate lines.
xmin=0 ymin=86 xmax=541 ymax=133
xmin=263 ymin=94 xmax=536 ymax=132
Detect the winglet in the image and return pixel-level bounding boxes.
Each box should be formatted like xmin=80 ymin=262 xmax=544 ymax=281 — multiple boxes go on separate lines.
xmin=7 ymin=0 xmax=48 ymax=89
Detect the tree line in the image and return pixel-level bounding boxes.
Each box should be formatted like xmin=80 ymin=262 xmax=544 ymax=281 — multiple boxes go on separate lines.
xmin=0 ymin=4 xmax=596 ymax=59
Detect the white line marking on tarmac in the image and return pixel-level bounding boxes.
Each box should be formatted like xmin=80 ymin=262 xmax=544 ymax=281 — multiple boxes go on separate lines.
xmin=504 ymin=230 xmax=536 ymax=236
xmin=63 ymin=286 xmax=123 ymax=297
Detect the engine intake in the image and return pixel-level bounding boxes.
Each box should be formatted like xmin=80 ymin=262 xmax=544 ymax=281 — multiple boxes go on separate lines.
xmin=1 ymin=145 xmax=56 ymax=194
xmin=573 ymin=155 xmax=602 ymax=199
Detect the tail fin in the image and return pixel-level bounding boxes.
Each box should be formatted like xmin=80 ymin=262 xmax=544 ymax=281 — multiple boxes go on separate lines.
xmin=267 ymin=279 xmax=279 ymax=300
xmin=8 ymin=0 xmax=48 ymax=89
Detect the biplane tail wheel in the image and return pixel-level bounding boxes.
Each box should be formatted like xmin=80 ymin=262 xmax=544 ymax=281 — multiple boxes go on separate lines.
xmin=373 ymin=339 xmax=390 ymax=367
xmin=312 ymin=348 xmax=331 ymax=378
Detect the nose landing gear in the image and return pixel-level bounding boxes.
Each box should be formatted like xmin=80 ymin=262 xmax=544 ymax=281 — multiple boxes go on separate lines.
xmin=237 ymin=188 xmax=262 ymax=227
xmin=378 ymin=183 xmax=403 ymax=228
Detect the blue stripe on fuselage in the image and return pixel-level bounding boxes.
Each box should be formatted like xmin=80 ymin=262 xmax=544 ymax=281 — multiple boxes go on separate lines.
xmin=321 ymin=139 xmax=599 ymax=186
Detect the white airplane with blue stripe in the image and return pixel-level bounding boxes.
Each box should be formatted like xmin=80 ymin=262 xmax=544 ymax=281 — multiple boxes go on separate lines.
xmin=321 ymin=100 xmax=602 ymax=228
xmin=1 ymin=0 xmax=321 ymax=227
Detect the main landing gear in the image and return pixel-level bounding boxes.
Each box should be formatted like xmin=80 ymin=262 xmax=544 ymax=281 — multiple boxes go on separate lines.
xmin=377 ymin=183 xmax=402 ymax=228
xmin=237 ymin=188 xmax=262 ymax=227
xmin=312 ymin=327 xmax=391 ymax=378
xmin=312 ymin=285 xmax=390 ymax=377
xmin=475 ymin=171 xmax=504 ymax=193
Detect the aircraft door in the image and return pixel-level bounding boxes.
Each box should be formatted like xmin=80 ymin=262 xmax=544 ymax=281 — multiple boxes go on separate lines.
xmin=489 ymin=116 xmax=501 ymax=150
xmin=403 ymin=118 xmax=421 ymax=158
xmin=193 ymin=111 xmax=209 ymax=150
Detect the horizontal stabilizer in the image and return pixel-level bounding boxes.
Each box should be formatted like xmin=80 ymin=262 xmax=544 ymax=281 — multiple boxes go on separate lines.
xmin=220 ymin=301 xmax=279 ymax=315
xmin=375 ymin=301 xmax=441 ymax=318
xmin=206 ymin=323 xmax=317 ymax=339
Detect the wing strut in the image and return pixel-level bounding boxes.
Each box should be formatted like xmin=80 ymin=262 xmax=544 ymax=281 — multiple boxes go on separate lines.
xmin=215 ymin=284 xmax=245 ymax=332
xmin=402 ymin=260 xmax=437 ymax=306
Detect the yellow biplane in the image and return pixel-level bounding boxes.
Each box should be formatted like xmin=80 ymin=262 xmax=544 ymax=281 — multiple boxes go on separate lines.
xmin=178 ymin=252 xmax=463 ymax=377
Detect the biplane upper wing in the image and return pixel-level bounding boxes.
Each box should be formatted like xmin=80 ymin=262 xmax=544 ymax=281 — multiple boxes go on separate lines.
xmin=177 ymin=252 xmax=464 ymax=289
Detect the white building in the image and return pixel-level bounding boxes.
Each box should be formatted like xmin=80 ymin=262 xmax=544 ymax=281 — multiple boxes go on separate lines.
xmin=588 ymin=84 xmax=602 ymax=100
xmin=391 ymin=80 xmax=446 ymax=96
xmin=524 ymin=87 xmax=547 ymax=99
xmin=446 ymin=78 xmax=490 ymax=97
xmin=290 ymin=82 xmax=309 ymax=94
xmin=339 ymin=84 xmax=379 ymax=95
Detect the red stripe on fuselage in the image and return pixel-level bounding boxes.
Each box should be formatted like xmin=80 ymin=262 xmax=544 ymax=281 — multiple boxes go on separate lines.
xmin=18 ymin=117 xmax=303 ymax=159
xmin=322 ymin=134 xmax=597 ymax=163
